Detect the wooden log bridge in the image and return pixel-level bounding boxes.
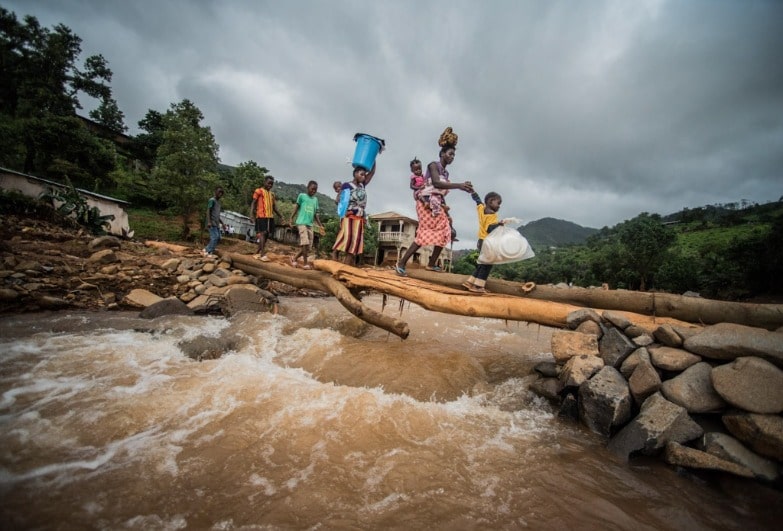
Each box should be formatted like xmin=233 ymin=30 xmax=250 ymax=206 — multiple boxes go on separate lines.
xmin=222 ymin=253 xmax=763 ymax=339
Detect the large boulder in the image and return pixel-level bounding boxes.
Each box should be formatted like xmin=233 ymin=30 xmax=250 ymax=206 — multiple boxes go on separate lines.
xmin=660 ymin=362 xmax=727 ymax=413
xmin=711 ymin=356 xmax=783 ymax=414
xmin=139 ymin=298 xmax=195 ymax=319
xmin=684 ymin=322 xmax=783 ymax=368
xmin=607 ymin=392 xmax=703 ymax=461
xmin=578 ymin=366 xmax=632 ymax=438
xmin=722 ymin=411 xmax=783 ymax=461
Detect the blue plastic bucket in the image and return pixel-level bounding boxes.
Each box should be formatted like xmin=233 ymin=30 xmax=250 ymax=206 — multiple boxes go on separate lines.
xmin=352 ymin=133 xmax=385 ymax=170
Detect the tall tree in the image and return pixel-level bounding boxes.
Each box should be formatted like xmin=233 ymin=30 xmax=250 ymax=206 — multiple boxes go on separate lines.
xmin=150 ymin=99 xmax=220 ymax=239
xmin=0 ymin=7 xmax=124 ymax=185
xmin=222 ymin=160 xmax=270 ymax=212
xmin=616 ymin=213 xmax=675 ymax=291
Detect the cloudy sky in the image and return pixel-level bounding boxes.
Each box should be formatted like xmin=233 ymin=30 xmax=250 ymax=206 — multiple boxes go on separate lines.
xmin=6 ymin=0 xmax=783 ymax=248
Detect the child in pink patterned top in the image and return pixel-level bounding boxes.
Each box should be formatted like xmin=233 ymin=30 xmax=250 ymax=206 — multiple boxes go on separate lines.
xmin=409 ymin=158 xmax=426 ymax=201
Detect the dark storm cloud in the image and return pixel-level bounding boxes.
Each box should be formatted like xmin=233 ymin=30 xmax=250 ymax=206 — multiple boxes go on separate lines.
xmin=5 ymin=0 xmax=782 ymax=245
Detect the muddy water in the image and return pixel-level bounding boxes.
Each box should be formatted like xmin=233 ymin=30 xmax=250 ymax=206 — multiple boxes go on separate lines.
xmin=0 ymin=295 xmax=780 ymax=529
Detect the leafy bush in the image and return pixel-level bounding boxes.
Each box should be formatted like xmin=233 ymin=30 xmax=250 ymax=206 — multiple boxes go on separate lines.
xmin=38 ymin=178 xmax=115 ymax=235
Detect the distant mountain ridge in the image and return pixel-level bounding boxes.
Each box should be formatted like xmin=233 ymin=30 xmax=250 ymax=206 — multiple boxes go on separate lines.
xmin=520 ymin=217 xmax=598 ymax=249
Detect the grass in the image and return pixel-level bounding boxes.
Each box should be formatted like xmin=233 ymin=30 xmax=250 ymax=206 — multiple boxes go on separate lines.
xmin=127 ymin=206 xmax=191 ymax=242
xmin=674 ymin=223 xmax=770 ymax=257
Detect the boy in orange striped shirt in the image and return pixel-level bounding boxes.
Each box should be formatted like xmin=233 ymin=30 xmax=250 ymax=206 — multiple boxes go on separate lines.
xmin=250 ymin=176 xmax=282 ymax=260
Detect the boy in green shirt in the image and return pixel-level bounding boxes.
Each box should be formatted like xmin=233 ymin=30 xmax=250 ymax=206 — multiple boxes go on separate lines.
xmin=290 ymin=180 xmax=325 ymax=270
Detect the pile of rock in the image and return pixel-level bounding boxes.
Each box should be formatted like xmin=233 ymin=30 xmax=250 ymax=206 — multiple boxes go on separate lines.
xmin=529 ymin=309 xmax=783 ymax=485
xmin=0 ymin=227 xmax=282 ymax=316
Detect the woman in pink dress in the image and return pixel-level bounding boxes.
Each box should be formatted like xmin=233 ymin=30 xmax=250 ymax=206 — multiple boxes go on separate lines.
xmin=395 ymin=128 xmax=473 ymax=275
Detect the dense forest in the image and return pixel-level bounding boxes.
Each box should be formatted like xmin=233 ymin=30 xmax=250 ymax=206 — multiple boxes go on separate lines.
xmin=1 ymin=7 xmax=780 ymax=302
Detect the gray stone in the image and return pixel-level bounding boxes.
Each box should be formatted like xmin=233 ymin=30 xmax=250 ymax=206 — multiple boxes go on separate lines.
xmin=566 ymin=308 xmax=602 ymax=329
xmin=578 ymin=366 xmax=632 ymax=437
xmin=684 ymin=322 xmax=783 ymax=368
xmin=722 ymin=411 xmax=783 ymax=461
xmin=661 ymin=362 xmax=727 ymax=413
xmin=649 ymin=346 xmax=701 ymax=372
xmin=607 ymin=392 xmax=703 ymax=461
xmin=551 ymin=330 xmax=600 ymax=364
xmin=654 ymin=324 xmax=683 ymax=347
xmin=701 ymin=432 xmax=779 ymax=482
xmin=602 ymin=311 xmax=632 ymax=330
xmin=560 ymin=354 xmax=604 ymax=388
xmin=529 ymin=377 xmax=563 ymax=401
xmin=599 ymin=326 xmax=636 ymax=368
xmin=533 ymin=361 xmax=559 ymax=378
xmin=711 ymin=357 xmax=783 ymax=414
xmin=208 ymin=274 xmax=229 ymax=288
xmin=161 ymin=258 xmax=180 ymax=271
xmin=664 ymin=442 xmax=754 ymax=478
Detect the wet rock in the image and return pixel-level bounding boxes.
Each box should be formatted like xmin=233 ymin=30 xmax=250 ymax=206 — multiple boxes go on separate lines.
xmin=711 ymin=357 xmax=783 ymax=414
xmin=139 ymin=298 xmax=195 ymax=319
xmin=578 ymin=366 xmax=632 ymax=437
xmin=607 ymin=392 xmax=703 ymax=461
xmin=14 ymin=260 xmax=43 ymax=272
xmin=178 ymin=334 xmax=244 ymax=361
xmin=533 ymin=361 xmax=560 ymax=378
xmin=220 ymin=286 xmax=276 ymax=317
xmin=529 ymin=376 xmax=563 ymax=401
xmin=559 ymin=393 xmax=579 ymax=422
xmin=34 ymin=295 xmax=71 ymax=309
xmin=551 ymin=330 xmax=600 ymax=363
xmin=661 ymin=362 xmax=727 ymax=413
xmin=599 ymin=326 xmax=636 ymax=368
xmin=664 ymin=442 xmax=754 ymax=478
xmin=722 ymin=411 xmax=783 ymax=461
xmin=649 ymin=346 xmax=701 ymax=372
xmin=683 ymin=322 xmax=783 ymax=368
xmin=701 ymin=432 xmax=779 ymax=482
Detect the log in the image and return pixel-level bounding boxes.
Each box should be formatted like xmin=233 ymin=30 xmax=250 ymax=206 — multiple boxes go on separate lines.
xmin=401 ymin=269 xmax=783 ymax=331
xmin=312 ymin=260 xmax=695 ymax=333
xmin=227 ymin=253 xmax=410 ymax=339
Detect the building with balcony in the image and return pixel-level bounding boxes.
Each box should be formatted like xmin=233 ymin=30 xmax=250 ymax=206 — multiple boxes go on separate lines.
xmin=367 ymin=211 xmax=453 ymax=270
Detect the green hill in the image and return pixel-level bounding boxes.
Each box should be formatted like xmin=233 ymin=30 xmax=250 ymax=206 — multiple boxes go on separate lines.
xmin=520 ymin=217 xmax=598 ymax=250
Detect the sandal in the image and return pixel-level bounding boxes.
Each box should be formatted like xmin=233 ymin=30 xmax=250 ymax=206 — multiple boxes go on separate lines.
xmin=425 ymin=265 xmax=442 ymax=272
xmin=290 ymin=259 xmax=298 ymax=268
xmin=259 ymin=255 xmax=271 ymax=262
xmin=467 ymin=285 xmax=487 ymax=294
xmin=302 ymin=264 xmax=312 ymax=270
xmin=461 ymin=281 xmax=474 ymax=290
xmin=394 ymin=264 xmax=407 ymax=277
